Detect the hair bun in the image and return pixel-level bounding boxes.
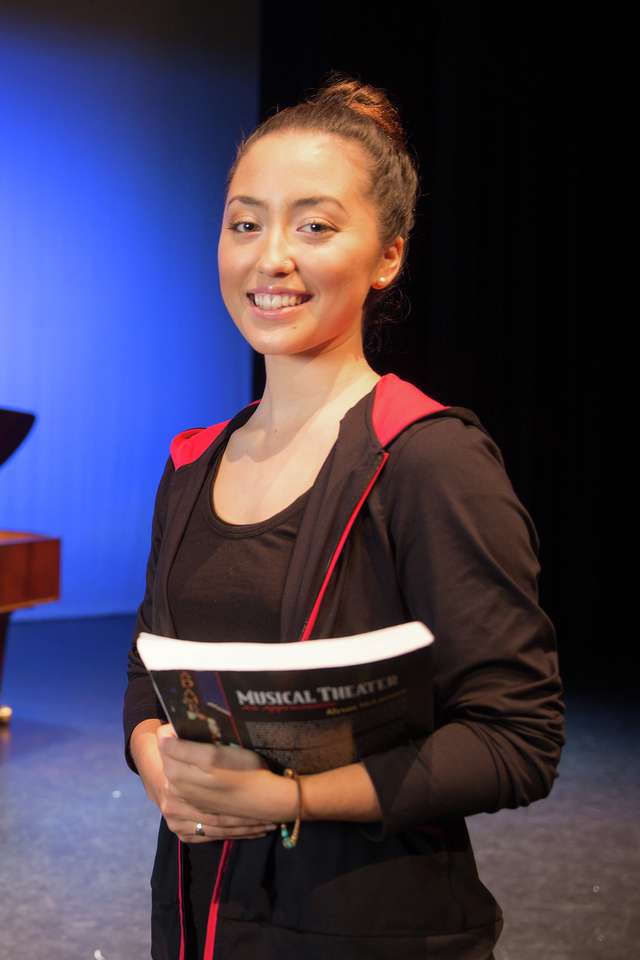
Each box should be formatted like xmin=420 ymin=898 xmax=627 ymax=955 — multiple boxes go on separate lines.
xmin=309 ymin=71 xmax=407 ymax=149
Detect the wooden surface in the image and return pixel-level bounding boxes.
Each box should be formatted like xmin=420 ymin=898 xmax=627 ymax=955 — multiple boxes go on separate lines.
xmin=0 ymin=532 xmax=60 ymax=613
xmin=0 ymin=531 xmax=61 ymax=714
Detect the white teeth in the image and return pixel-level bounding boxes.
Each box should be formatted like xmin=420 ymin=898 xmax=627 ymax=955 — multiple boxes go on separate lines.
xmin=251 ymin=293 xmax=309 ymax=309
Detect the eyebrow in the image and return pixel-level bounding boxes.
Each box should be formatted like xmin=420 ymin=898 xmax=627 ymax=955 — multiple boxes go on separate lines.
xmin=226 ymin=194 xmax=347 ymax=214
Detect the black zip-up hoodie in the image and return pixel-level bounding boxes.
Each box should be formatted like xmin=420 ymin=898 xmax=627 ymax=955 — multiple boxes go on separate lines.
xmin=123 ymin=373 xmax=565 ymax=960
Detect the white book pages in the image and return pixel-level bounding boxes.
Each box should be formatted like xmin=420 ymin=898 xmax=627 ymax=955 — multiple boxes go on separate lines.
xmin=137 ymin=620 xmax=433 ymax=673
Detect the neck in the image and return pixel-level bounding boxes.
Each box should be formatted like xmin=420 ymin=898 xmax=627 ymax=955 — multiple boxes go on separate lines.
xmin=255 ymin=344 xmax=380 ymax=435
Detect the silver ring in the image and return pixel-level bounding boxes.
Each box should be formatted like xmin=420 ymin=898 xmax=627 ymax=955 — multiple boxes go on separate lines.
xmin=194 ymin=822 xmax=205 ymax=837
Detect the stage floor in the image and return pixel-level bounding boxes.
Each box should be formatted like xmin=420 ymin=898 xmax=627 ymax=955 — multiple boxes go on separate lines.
xmin=0 ymin=616 xmax=637 ymax=959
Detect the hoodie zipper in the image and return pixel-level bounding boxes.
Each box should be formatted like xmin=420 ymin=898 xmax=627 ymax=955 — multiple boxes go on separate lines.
xmin=298 ymin=451 xmax=389 ymax=643
xmin=197 ymin=450 xmax=390 ymax=960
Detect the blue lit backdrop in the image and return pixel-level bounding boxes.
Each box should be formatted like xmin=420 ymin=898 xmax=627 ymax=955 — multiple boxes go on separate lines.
xmin=0 ymin=10 xmax=258 ymax=619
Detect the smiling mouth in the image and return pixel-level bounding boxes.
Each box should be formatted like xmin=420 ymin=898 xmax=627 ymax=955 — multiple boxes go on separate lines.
xmin=247 ymin=292 xmax=313 ymax=311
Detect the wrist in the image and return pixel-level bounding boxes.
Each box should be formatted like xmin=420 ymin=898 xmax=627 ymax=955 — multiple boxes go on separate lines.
xmin=130 ymin=720 xmax=165 ymax=806
xmin=270 ymin=769 xmax=304 ymax=823
xmin=285 ymin=763 xmax=382 ymax=822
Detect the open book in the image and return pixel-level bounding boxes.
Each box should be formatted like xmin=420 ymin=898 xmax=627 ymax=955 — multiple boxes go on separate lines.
xmin=137 ymin=621 xmax=434 ymax=775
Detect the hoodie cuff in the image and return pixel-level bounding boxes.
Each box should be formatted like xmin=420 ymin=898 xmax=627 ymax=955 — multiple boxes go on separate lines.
xmin=359 ymin=742 xmax=428 ymax=839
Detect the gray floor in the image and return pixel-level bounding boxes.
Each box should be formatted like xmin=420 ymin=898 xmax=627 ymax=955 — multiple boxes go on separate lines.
xmin=0 ymin=616 xmax=638 ymax=959
xmin=468 ymin=691 xmax=640 ymax=959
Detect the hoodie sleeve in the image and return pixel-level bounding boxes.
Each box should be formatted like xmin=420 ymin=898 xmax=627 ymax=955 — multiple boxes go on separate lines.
xmin=122 ymin=453 xmax=175 ymax=774
xmin=359 ymin=416 xmax=565 ymax=840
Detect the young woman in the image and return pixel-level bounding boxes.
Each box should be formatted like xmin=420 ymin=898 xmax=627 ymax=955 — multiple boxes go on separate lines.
xmin=123 ymin=74 xmax=565 ymax=960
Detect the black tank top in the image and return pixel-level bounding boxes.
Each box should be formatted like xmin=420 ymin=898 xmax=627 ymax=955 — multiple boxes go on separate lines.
xmin=166 ymin=435 xmax=311 ymax=959
xmin=168 ymin=435 xmax=311 ymax=645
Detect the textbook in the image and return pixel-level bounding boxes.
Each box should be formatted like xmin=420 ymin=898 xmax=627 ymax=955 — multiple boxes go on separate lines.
xmin=136 ymin=621 xmax=434 ymax=775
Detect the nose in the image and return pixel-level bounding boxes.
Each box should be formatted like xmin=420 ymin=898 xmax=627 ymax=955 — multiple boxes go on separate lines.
xmin=255 ymin=227 xmax=295 ymax=276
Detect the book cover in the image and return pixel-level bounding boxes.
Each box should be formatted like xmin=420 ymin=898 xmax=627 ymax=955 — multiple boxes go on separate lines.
xmin=137 ymin=621 xmax=434 ymax=774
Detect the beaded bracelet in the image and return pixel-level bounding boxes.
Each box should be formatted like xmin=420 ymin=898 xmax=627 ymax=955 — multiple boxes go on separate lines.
xmin=280 ymin=768 xmax=302 ymax=849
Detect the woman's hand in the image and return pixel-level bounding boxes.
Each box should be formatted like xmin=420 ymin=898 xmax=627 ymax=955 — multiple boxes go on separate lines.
xmin=156 ymin=778 xmax=279 ymax=844
xmin=157 ymin=724 xmax=271 ymax=772
xmin=157 ymin=725 xmax=298 ymax=836
xmin=156 ymin=724 xmax=288 ymax=843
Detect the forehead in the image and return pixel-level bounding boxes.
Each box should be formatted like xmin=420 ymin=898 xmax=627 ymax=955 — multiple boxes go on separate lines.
xmin=228 ymin=131 xmax=372 ymax=204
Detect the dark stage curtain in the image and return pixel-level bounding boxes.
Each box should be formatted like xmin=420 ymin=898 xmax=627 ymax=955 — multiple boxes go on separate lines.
xmin=256 ymin=3 xmax=597 ymax=686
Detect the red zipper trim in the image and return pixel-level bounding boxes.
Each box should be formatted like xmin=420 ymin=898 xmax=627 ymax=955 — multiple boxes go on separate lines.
xmin=299 ymin=452 xmax=389 ymax=643
xmin=197 ymin=452 xmax=389 ymax=958
xmin=177 ymin=839 xmax=185 ymax=960
xmin=202 ymin=838 xmax=233 ymax=960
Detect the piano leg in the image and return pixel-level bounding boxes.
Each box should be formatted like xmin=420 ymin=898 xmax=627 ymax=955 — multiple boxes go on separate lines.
xmin=0 ymin=612 xmax=12 ymax=723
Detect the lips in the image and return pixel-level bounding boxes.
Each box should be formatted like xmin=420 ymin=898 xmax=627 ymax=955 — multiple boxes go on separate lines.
xmin=246 ymin=292 xmax=313 ymax=316
xmin=247 ymin=293 xmax=312 ymax=313
xmin=247 ymin=293 xmax=312 ymax=304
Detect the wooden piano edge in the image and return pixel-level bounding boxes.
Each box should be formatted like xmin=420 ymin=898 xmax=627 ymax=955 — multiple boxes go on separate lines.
xmin=0 ymin=596 xmax=60 ymax=615
xmin=0 ymin=534 xmax=61 ymax=723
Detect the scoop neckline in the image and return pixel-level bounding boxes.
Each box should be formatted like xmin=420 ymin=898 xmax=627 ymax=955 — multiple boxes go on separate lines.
xmin=202 ymin=441 xmax=312 ymax=539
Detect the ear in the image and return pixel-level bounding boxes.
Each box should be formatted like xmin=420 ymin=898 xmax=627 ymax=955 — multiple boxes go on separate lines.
xmin=371 ymin=235 xmax=404 ymax=289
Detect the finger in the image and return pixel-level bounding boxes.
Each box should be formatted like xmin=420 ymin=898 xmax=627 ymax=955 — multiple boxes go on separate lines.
xmin=159 ymin=793 xmax=275 ymax=830
xmin=163 ymin=757 xmax=231 ymax=813
xmin=159 ymin=736 xmax=219 ymax=767
xmin=184 ymin=829 xmax=274 ymax=841
xmin=203 ymin=742 xmax=269 ymax=771
xmin=163 ymin=804 xmax=276 ymax=832
xmin=163 ymin=756 xmax=245 ymax=800
xmin=162 ymin=752 xmax=230 ymax=790
xmin=170 ymin=819 xmax=277 ymax=842
xmin=193 ymin=824 xmax=277 ymax=838
xmin=210 ymin=814 xmax=279 ymax=830
xmin=182 ymin=828 xmax=275 ymax=840
xmin=159 ymin=736 xmax=259 ymax=773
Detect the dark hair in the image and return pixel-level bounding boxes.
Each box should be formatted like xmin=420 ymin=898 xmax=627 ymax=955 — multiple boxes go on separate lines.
xmin=224 ymin=71 xmax=421 ymax=357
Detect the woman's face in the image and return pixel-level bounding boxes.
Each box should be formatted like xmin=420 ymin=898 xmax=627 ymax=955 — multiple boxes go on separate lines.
xmin=217 ymin=131 xmax=402 ymax=358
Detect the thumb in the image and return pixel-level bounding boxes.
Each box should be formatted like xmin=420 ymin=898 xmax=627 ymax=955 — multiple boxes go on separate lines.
xmin=156 ymin=723 xmax=177 ymax=743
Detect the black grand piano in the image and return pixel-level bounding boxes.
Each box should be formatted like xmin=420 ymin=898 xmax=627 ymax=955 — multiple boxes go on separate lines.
xmin=0 ymin=409 xmax=60 ymax=722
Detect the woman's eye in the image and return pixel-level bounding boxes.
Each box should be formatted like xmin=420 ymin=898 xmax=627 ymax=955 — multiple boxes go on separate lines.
xmin=300 ymin=221 xmax=332 ymax=234
xmin=228 ymin=221 xmax=258 ymax=233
